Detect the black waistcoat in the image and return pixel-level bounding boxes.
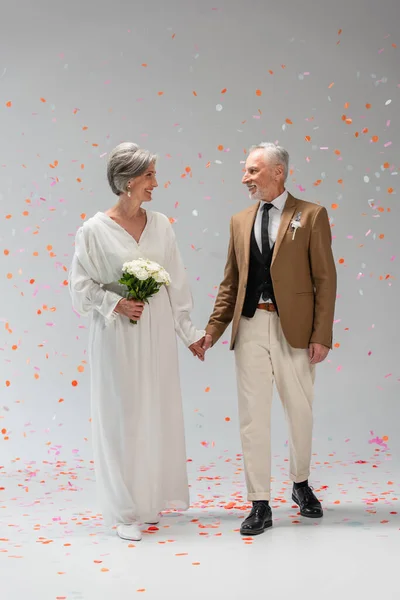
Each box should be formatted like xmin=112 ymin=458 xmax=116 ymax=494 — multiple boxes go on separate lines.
xmin=241 ymin=224 xmax=279 ymax=318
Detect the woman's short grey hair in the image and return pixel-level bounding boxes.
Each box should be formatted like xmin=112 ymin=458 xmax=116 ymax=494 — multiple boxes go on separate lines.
xmin=107 ymin=142 xmax=157 ymax=196
xmin=248 ymin=142 xmax=289 ymax=181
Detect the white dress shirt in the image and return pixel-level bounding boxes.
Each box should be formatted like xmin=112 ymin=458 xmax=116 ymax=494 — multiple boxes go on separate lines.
xmin=254 ymin=189 xmax=288 ymax=302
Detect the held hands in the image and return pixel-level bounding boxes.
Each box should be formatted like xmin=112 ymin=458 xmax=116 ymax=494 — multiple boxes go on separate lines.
xmin=189 ymin=333 xmax=213 ymax=362
xmin=115 ymin=298 xmax=145 ymax=321
xmin=308 ymin=343 xmax=330 ymax=364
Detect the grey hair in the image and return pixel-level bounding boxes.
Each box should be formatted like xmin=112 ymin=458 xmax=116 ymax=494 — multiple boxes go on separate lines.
xmin=248 ymin=142 xmax=289 ymax=181
xmin=107 ymin=142 xmax=157 ymax=196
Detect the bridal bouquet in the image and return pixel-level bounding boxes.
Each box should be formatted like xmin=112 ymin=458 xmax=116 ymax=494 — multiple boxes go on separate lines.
xmin=119 ymin=258 xmax=171 ymax=324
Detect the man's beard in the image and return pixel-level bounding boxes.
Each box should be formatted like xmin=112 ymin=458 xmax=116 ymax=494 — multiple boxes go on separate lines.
xmin=248 ymin=186 xmax=265 ymax=201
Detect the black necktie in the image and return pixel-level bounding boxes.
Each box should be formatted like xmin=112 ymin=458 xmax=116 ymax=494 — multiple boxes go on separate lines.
xmin=261 ymin=203 xmax=273 ymax=258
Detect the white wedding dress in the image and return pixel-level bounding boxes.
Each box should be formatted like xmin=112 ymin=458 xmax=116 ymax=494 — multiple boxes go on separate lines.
xmin=68 ymin=210 xmax=204 ymax=526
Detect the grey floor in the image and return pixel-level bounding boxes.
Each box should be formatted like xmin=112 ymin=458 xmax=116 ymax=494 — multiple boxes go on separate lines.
xmin=1 ymin=447 xmax=399 ymax=600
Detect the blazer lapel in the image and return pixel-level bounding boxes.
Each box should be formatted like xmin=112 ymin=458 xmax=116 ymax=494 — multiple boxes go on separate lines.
xmin=242 ymin=202 xmax=260 ymax=271
xmin=271 ymin=193 xmax=297 ymax=266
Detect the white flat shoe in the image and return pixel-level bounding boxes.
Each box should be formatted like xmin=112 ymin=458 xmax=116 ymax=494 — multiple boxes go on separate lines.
xmin=116 ymin=523 xmax=142 ymax=541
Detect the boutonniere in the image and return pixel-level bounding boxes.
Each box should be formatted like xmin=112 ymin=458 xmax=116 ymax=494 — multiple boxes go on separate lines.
xmin=290 ymin=211 xmax=302 ymax=240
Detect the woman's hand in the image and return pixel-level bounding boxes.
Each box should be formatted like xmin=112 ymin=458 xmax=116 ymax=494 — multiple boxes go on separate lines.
xmin=189 ymin=340 xmax=205 ymax=361
xmin=115 ymin=298 xmax=145 ymax=320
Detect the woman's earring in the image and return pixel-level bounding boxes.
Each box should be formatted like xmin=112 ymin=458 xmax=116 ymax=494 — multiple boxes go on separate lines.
xmin=127 ymin=186 xmax=131 ymax=198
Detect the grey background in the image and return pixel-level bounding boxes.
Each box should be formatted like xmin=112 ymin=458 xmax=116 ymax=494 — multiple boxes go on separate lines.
xmin=0 ymin=0 xmax=399 ymax=475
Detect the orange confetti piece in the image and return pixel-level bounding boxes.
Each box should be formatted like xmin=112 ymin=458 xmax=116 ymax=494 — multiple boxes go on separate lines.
xmin=101 ymin=568 xmax=109 ymax=572
xmin=285 ymin=118 xmax=293 ymax=125
xmin=328 ymin=82 xmax=335 ymax=88
xmin=6 ymin=101 xmax=12 ymax=107
xmin=192 ymin=562 xmax=200 ymax=566
xmin=205 ymin=387 xmax=210 ymax=392
xmin=366 ymin=103 xmax=371 ymax=109
xmin=371 ymin=135 xmax=379 ymax=143
xmin=175 ymin=553 xmax=188 ymax=556
xmin=137 ymin=590 xmax=146 ymax=593
xmin=192 ymin=91 xmax=197 ymax=96
xmin=338 ymin=258 xmax=345 ymax=264
xmin=71 ymin=380 xmax=78 ymax=387
xmin=217 ymin=145 xmax=224 ymax=151
xmin=383 ymin=162 xmax=390 ymax=169
xmin=221 ymin=88 xmax=227 ymax=94
xmin=77 ymin=365 xmax=85 ymax=373
xmin=388 ymin=188 xmax=394 ymax=194
xmin=225 ymin=417 xmax=231 ymax=422
xmin=255 ymin=89 xmax=262 ymax=96
xmin=331 ymin=204 xmax=338 ymax=210
xmin=40 ymin=98 xmax=46 ymax=103
xmin=4 ymin=249 xmax=9 ymax=255
xmin=379 ymin=234 xmax=384 ymax=239
xmin=305 ymin=136 xmax=311 ymax=142
xmin=6 ymin=273 xmax=12 ymax=279
xmin=58 ymin=398 xmax=64 ymax=403
xmin=158 ymin=91 xmax=164 ymax=96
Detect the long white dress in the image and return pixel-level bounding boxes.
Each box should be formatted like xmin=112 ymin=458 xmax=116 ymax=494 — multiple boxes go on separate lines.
xmin=68 ymin=210 xmax=204 ymax=526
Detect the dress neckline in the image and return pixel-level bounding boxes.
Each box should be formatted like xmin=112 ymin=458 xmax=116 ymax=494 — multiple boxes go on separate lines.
xmin=98 ymin=210 xmax=153 ymax=245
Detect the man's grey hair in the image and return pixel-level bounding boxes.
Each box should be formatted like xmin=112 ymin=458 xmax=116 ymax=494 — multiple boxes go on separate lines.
xmin=248 ymin=142 xmax=289 ymax=181
xmin=107 ymin=142 xmax=157 ymax=196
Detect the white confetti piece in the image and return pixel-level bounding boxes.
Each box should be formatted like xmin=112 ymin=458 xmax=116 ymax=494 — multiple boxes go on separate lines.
xmin=192 ymin=210 xmax=198 ymax=217
xmin=385 ymin=99 xmax=392 ymax=105
xmin=216 ymin=104 xmax=223 ymax=111
xmin=364 ymin=176 xmax=370 ymax=183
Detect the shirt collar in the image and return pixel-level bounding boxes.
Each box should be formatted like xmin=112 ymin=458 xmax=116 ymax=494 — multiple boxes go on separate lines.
xmin=259 ymin=189 xmax=288 ymax=212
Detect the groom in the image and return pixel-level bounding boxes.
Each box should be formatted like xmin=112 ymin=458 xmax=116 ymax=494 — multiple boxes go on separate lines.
xmin=197 ymin=143 xmax=337 ymax=535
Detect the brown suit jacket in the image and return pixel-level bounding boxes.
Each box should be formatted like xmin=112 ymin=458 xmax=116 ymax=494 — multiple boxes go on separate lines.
xmin=205 ymin=193 xmax=337 ymax=350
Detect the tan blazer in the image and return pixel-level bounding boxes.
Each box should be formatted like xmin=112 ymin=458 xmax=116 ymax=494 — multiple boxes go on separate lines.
xmin=205 ymin=193 xmax=337 ymax=350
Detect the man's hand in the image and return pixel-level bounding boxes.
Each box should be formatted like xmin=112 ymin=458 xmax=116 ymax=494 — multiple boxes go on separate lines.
xmin=308 ymin=343 xmax=330 ymax=365
xmin=202 ymin=334 xmax=213 ymax=353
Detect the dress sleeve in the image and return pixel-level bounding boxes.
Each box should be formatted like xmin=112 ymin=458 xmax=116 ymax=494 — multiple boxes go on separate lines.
xmin=68 ymin=227 xmax=122 ymax=325
xmin=164 ymin=222 xmax=205 ymax=347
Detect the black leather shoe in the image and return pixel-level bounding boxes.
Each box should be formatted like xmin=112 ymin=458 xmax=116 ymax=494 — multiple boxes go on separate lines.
xmin=292 ymin=485 xmax=323 ymax=518
xmin=240 ymin=502 xmax=273 ymax=535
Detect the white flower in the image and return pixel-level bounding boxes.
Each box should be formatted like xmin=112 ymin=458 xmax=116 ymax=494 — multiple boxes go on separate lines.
xmin=122 ymin=258 xmax=170 ymax=284
xmin=153 ymin=268 xmax=170 ymax=284
xmin=146 ymin=261 xmax=161 ymax=274
xmin=135 ymin=268 xmax=149 ymax=281
xmin=290 ymin=218 xmax=302 ymax=240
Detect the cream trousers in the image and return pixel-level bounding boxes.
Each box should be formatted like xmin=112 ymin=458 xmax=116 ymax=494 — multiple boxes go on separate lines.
xmin=234 ymin=309 xmax=316 ymax=501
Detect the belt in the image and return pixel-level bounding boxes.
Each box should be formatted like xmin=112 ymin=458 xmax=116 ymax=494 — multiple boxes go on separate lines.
xmin=257 ymin=303 xmax=276 ymax=312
